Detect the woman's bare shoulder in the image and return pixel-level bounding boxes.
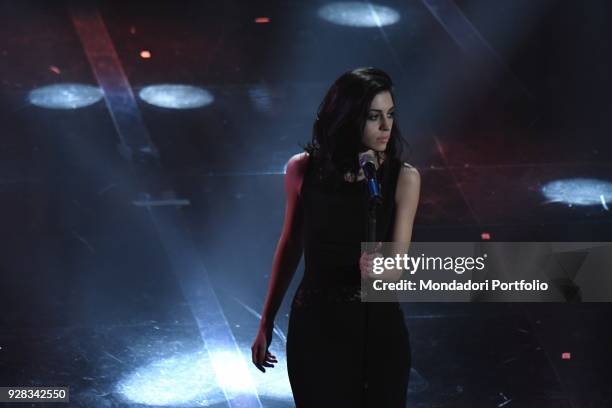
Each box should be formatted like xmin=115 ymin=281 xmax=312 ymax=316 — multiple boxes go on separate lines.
xmin=398 ymin=162 xmax=420 ymax=181
xmin=285 ymin=152 xmax=310 ymax=195
xmin=396 ymin=162 xmax=420 ymax=202
xmin=286 ymin=152 xmax=309 ymax=176
xmin=288 ymin=152 xmax=309 ymax=165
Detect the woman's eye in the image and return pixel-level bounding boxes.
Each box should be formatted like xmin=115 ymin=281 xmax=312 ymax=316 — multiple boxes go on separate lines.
xmin=368 ymin=111 xmax=394 ymax=121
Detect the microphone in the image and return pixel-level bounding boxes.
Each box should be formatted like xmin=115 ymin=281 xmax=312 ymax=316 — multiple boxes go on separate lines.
xmin=359 ymin=153 xmax=382 ymax=205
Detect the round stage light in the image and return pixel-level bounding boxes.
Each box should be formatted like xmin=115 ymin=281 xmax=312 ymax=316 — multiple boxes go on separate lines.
xmin=116 ymin=345 xmax=292 ymax=406
xmin=28 ymin=83 xmax=103 ymax=109
xmin=318 ymin=2 xmax=400 ymax=27
xmin=138 ymin=84 xmax=214 ymax=109
xmin=541 ymin=178 xmax=612 ymax=207
xmin=116 ymin=351 xmax=223 ymax=406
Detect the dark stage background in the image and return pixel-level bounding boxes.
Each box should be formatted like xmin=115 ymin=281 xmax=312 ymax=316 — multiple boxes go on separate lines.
xmin=1 ymin=0 xmax=611 ymax=406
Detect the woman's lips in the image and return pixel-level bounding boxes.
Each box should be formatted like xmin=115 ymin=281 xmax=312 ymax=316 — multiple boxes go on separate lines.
xmin=377 ymin=137 xmax=390 ymax=143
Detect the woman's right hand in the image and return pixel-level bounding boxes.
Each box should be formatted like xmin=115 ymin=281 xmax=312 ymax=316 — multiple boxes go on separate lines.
xmin=359 ymin=242 xmax=383 ymax=280
xmin=251 ymin=322 xmax=277 ymax=373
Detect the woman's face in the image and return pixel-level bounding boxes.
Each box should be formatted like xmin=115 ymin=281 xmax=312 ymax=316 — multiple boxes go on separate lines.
xmin=361 ymin=90 xmax=395 ymax=152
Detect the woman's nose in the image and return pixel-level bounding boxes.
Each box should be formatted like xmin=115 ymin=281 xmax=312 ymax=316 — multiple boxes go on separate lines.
xmin=380 ymin=116 xmax=391 ymax=130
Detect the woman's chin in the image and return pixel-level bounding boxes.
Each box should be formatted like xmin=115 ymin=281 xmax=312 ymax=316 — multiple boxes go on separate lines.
xmin=361 ymin=145 xmax=386 ymax=153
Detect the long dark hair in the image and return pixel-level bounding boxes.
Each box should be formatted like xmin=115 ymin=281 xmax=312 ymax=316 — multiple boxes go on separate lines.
xmin=304 ymin=67 xmax=408 ymax=181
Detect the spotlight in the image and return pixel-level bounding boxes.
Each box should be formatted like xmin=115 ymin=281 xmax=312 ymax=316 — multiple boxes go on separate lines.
xmin=28 ymin=83 xmax=103 ymax=109
xmin=116 ymin=347 xmax=292 ymax=405
xmin=541 ymin=178 xmax=612 ymax=207
xmin=318 ymin=2 xmax=400 ymax=27
xmin=116 ymin=351 xmax=223 ymax=406
xmin=138 ymin=84 xmax=214 ymax=109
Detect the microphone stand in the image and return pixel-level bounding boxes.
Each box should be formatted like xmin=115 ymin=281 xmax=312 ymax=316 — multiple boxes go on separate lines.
xmin=362 ymin=179 xmax=381 ymax=404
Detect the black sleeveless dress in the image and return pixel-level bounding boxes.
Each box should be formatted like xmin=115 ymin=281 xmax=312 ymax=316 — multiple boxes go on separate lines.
xmin=286 ymin=157 xmax=411 ymax=407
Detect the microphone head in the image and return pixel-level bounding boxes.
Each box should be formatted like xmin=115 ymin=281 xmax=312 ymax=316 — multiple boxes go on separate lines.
xmin=359 ymin=153 xmax=377 ymax=169
xmin=359 ymin=153 xmax=378 ymax=181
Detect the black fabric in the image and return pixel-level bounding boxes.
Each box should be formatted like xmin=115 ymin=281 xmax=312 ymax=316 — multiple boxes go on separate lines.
xmin=286 ymin=157 xmax=411 ymax=407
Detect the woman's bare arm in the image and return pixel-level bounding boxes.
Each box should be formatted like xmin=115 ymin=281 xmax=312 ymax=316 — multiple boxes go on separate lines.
xmin=393 ymin=164 xmax=421 ymax=242
xmin=359 ymin=163 xmax=421 ymax=281
xmin=259 ymin=152 xmax=308 ymax=327
xmin=387 ymin=164 xmax=421 ymax=280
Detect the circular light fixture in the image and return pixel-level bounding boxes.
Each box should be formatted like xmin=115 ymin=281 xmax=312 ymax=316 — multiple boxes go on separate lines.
xmin=318 ymin=2 xmax=400 ymax=27
xmin=28 ymin=83 xmax=103 ymax=109
xmin=541 ymin=178 xmax=612 ymax=207
xmin=138 ymin=84 xmax=213 ymax=109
